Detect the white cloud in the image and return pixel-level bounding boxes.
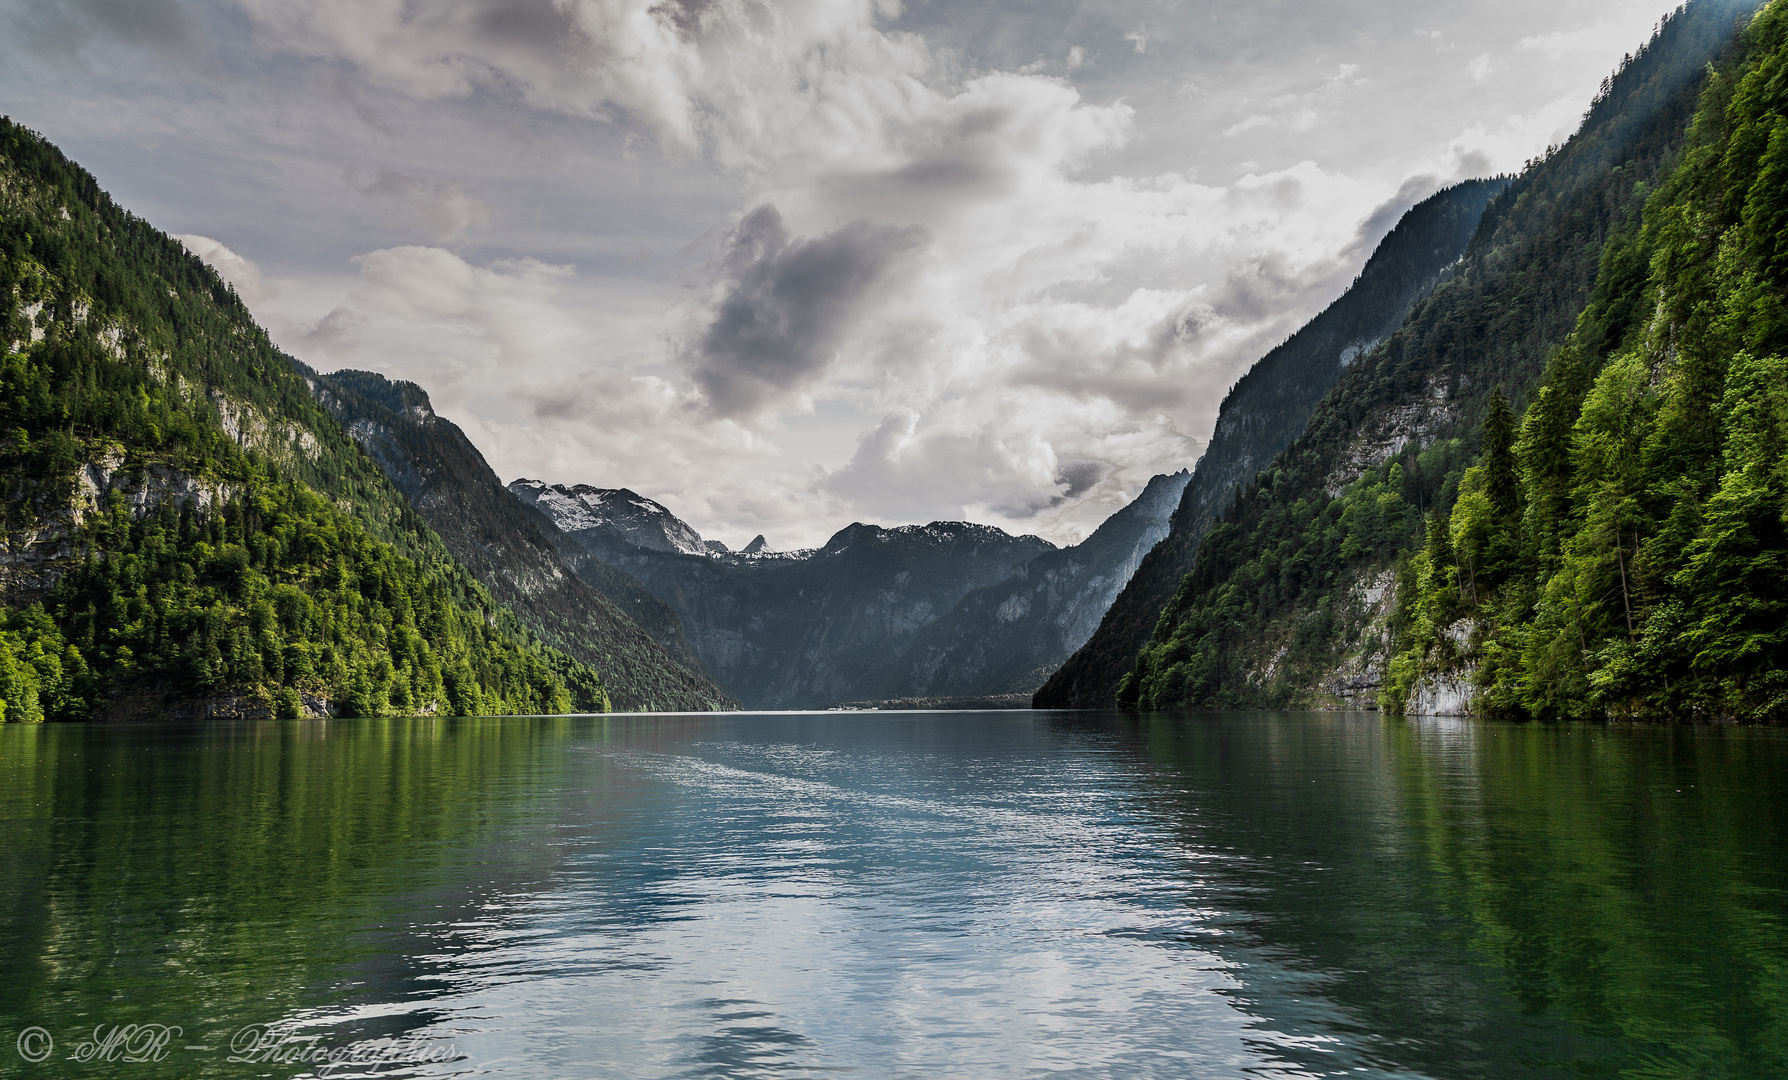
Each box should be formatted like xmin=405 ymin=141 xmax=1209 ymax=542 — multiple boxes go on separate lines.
xmin=175 ymin=234 xmax=276 ymax=303
xmin=235 ymin=1 xmax=1493 ymax=544
xmin=274 ymin=243 xmax=851 ymax=547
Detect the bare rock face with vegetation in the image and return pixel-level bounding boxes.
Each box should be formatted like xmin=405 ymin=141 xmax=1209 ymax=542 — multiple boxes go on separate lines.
xmin=1388 ymin=0 xmax=1788 ymax=721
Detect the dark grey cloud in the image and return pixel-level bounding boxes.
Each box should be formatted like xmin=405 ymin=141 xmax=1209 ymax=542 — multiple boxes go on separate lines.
xmin=1054 ymin=459 xmax=1109 ymax=499
xmin=6 ymin=0 xmax=197 ymax=58
xmin=689 ymin=205 xmax=925 ymax=417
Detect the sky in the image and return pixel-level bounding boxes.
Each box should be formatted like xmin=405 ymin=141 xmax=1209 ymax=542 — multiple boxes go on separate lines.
xmin=0 ymin=0 xmax=1674 ymax=551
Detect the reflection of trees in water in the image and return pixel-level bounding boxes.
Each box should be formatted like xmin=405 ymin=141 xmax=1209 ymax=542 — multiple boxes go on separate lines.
xmin=0 ymin=715 xmax=595 ymax=1067
xmin=1132 ymin=713 xmax=1788 ymax=1079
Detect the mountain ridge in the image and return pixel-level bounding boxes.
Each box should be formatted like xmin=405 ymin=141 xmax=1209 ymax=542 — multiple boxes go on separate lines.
xmin=1036 ymin=176 xmax=1515 ymax=707
xmin=309 ymin=369 xmax=737 ymax=712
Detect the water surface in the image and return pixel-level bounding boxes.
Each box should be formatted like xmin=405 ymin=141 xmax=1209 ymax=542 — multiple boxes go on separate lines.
xmin=2 ymin=711 xmax=1785 ymax=1078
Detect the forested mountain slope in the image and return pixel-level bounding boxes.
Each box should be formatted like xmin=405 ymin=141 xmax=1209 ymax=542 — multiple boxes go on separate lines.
xmin=1122 ymin=0 xmax=1768 ymax=716
xmin=0 ymin=119 xmax=610 ymax=720
xmin=310 ymin=370 xmax=735 ymax=712
xmin=1384 ymin=0 xmax=1788 ymax=720
xmin=1036 ymin=178 xmax=1508 ymax=708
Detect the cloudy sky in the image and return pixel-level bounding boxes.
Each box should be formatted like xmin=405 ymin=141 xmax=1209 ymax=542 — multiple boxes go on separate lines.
xmin=2 ymin=0 xmax=1669 ymax=550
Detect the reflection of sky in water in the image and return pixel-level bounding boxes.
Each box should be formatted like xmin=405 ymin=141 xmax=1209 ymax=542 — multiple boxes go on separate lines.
xmin=274 ymin=718 xmax=1429 ymax=1079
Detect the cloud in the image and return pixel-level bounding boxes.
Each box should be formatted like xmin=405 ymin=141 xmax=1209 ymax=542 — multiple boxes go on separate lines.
xmin=175 ymin=234 xmax=276 ymax=303
xmin=232 ymin=0 xmax=705 ymax=143
xmin=261 ymin=244 xmax=848 ymax=546
xmin=1468 ymin=53 xmax=1493 ymax=83
xmin=352 ymin=169 xmax=490 ymax=243
xmin=1219 ymin=64 xmax=1364 ymax=138
xmin=686 ymin=205 xmax=925 ymax=418
xmin=4 ymin=0 xmax=197 ymax=60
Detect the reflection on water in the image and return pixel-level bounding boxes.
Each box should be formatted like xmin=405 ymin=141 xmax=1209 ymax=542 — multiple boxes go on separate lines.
xmin=1 ymin=712 xmax=1785 ymax=1078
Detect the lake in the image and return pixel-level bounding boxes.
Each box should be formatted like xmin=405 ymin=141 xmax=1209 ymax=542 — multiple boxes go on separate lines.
xmin=2 ymin=711 xmax=1785 ymax=1078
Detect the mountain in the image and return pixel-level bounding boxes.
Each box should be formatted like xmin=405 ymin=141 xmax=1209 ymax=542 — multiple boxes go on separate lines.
xmin=512 ymin=479 xmax=1055 ymax=709
xmin=511 ymin=481 xmax=728 ymax=556
xmin=1384 ymin=0 xmax=1788 ymax=721
xmin=1119 ymin=0 xmax=1769 ymax=717
xmin=307 ymin=371 xmax=736 ymax=712
xmin=0 ymin=118 xmax=612 ymax=720
xmin=1035 ymin=179 xmax=1514 ymax=707
xmin=871 ymin=469 xmax=1191 ymax=698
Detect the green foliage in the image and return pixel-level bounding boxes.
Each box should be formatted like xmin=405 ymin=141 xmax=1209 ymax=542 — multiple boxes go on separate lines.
xmin=1039 ymin=178 xmax=1510 ymax=710
xmin=5 ymin=486 xmax=599 ymax=719
xmin=1385 ymin=0 xmax=1788 ymax=721
xmin=1123 ymin=461 xmax=1424 ymax=710
xmin=0 ymin=117 xmax=608 ymax=719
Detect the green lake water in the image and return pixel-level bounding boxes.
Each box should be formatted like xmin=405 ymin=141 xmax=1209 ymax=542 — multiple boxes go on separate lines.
xmin=1 ymin=711 xmax=1784 ymax=1078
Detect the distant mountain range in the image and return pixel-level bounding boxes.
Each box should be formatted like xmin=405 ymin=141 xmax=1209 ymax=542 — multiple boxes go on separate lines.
xmin=506 ymin=469 xmax=1193 ymax=709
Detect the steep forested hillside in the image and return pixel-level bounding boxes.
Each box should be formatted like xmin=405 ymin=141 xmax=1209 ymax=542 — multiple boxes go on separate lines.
xmin=1386 ymin=0 xmax=1788 ymax=720
xmin=0 ymin=119 xmax=609 ymax=720
xmin=1122 ymin=0 xmax=1770 ymax=717
xmin=311 ymin=368 xmax=735 ymax=712
xmin=1037 ymin=178 xmax=1508 ymax=708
